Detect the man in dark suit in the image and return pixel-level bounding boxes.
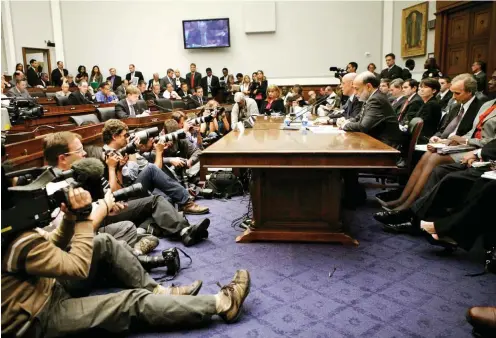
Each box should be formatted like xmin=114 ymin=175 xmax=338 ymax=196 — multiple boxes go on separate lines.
xmin=327 ymin=73 xmax=363 ymax=123
xmin=379 ymin=53 xmax=404 ymax=81
xmin=144 ymin=83 xmax=162 ymax=103
xmin=389 ymin=78 xmax=406 ymax=115
xmin=185 ymin=63 xmax=202 ymax=92
xmin=219 ymin=67 xmax=229 ymax=89
xmin=472 ymin=60 xmax=487 ymax=93
xmin=340 ymin=71 xmax=403 ymax=148
xmin=107 ymin=68 xmax=122 ymax=91
xmin=125 ymin=64 xmax=144 ymax=85
xmin=173 ymin=70 xmax=186 ymax=91
xmin=200 ymin=68 xmax=220 ymax=99
xmin=38 ymin=73 xmax=50 ymax=88
xmin=115 ymin=85 xmax=150 ymax=119
xmin=51 ymin=61 xmax=68 ymax=87
xmin=26 ymin=59 xmax=40 ymax=88
xmin=436 ymin=76 xmax=453 ymax=111
xmin=189 ymin=87 xmax=207 ymax=108
xmin=397 ymin=79 xmax=424 ymax=125
xmin=401 ymin=59 xmax=415 ymax=80
xmin=67 ymin=81 xmax=94 ymax=105
xmin=160 ymin=69 xmax=175 ymax=91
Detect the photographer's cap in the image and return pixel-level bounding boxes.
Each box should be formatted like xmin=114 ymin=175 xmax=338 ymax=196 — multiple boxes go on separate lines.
xmin=234 ymin=92 xmax=245 ymax=103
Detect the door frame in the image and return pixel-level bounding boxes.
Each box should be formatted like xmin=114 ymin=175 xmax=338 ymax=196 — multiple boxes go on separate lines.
xmin=22 ymin=47 xmax=52 ymax=74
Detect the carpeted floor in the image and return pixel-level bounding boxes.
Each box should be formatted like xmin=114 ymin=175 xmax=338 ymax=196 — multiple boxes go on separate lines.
xmin=129 ymin=189 xmax=496 ymax=338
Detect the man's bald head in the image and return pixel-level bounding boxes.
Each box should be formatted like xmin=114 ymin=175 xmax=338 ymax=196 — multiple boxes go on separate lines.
xmin=341 ymin=73 xmax=357 ymax=96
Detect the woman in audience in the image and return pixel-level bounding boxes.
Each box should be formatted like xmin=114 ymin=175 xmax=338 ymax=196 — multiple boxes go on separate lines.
xmin=422 ymin=58 xmax=442 ymax=79
xmin=251 ymin=72 xmax=257 ymax=82
xmin=367 ymin=63 xmax=380 ymax=79
xmin=13 ymin=63 xmax=23 ymax=77
xmin=261 ymin=85 xmax=284 ymax=114
xmin=250 ymin=70 xmax=268 ymax=110
xmin=75 ymin=65 xmax=88 ymax=84
xmin=55 ymin=82 xmax=71 ymax=98
xmin=416 ymin=78 xmax=442 ymax=143
xmin=240 ymin=75 xmax=251 ymax=96
xmin=224 ymin=74 xmax=237 ymax=103
xmin=148 ymin=73 xmax=161 ymax=91
xmin=64 ymin=74 xmax=77 ymax=88
xmin=89 ymin=65 xmax=103 ymax=85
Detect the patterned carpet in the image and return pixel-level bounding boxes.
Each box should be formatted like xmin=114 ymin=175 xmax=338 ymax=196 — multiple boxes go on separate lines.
xmin=129 ymin=189 xmax=496 ymax=338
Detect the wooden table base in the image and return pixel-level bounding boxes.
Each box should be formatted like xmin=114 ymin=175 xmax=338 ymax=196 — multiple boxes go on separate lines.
xmin=244 ymin=168 xmax=359 ymax=246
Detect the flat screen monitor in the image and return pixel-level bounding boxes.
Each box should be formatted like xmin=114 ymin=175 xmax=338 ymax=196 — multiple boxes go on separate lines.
xmin=182 ymin=18 xmax=230 ymax=49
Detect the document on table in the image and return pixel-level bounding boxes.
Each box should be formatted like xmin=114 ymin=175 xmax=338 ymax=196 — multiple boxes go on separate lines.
xmin=308 ymin=126 xmax=345 ymax=134
xmin=481 ymin=170 xmax=496 ymax=180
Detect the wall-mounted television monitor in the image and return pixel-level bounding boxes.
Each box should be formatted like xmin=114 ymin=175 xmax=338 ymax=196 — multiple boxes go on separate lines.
xmin=183 ymin=18 xmax=230 ymax=49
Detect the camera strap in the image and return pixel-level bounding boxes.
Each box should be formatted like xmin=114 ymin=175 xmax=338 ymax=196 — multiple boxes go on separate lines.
xmin=156 ymin=248 xmax=193 ymax=282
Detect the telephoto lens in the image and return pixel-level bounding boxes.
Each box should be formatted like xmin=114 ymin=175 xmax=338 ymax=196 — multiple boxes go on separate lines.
xmin=188 ymin=115 xmax=213 ymax=125
xmin=156 ymin=130 xmax=187 ymax=143
xmin=132 ymin=127 xmax=159 ymax=143
xmin=112 ymin=183 xmax=145 ymax=201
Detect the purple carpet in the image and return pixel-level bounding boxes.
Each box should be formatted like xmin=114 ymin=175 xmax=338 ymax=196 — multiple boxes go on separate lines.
xmin=128 ymin=188 xmax=496 ymax=338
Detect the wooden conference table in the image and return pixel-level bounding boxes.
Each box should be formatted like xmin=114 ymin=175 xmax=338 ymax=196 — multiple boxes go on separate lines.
xmin=201 ymin=116 xmax=400 ymax=245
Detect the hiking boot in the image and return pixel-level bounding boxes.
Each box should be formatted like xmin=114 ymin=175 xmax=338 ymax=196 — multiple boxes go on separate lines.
xmin=180 ymin=200 xmax=209 ymax=215
xmin=216 ymin=270 xmax=251 ymax=323
xmin=182 ymin=218 xmax=210 ymax=247
xmin=153 ymin=280 xmax=202 ymax=296
xmin=134 ymin=235 xmax=159 ymax=255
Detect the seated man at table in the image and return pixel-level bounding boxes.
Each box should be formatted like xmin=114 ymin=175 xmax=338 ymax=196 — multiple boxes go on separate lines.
xmin=6 ymin=78 xmax=32 ymax=99
xmin=68 ymin=81 xmax=94 ymax=105
xmin=115 ymin=85 xmax=150 ymax=118
xmin=95 ymin=82 xmax=119 ymax=103
xmin=163 ymin=83 xmax=180 ymax=100
xmin=56 ymin=82 xmax=71 ymax=98
xmin=145 ymin=83 xmax=162 ymax=103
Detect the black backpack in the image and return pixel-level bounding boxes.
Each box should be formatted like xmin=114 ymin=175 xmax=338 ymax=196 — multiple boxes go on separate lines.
xmin=205 ymin=171 xmax=244 ymax=199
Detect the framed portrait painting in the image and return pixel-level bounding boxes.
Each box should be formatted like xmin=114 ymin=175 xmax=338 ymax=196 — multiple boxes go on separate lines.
xmin=401 ymin=2 xmax=428 ymax=58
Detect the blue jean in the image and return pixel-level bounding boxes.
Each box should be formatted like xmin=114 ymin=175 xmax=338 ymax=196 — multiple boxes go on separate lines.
xmin=135 ymin=164 xmax=190 ymax=206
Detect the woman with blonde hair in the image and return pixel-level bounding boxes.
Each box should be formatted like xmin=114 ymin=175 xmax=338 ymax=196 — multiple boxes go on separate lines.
xmin=261 ymin=85 xmax=284 ymax=114
xmin=240 ymin=75 xmax=251 ymax=96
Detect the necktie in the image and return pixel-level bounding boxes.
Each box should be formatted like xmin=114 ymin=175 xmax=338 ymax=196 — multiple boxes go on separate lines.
xmin=129 ymin=104 xmax=136 ymax=117
xmin=398 ymin=99 xmax=410 ymax=121
xmin=442 ymin=105 xmax=465 ymax=138
xmin=199 ymin=97 xmax=202 ymax=105
xmin=190 ymin=73 xmax=194 ymax=89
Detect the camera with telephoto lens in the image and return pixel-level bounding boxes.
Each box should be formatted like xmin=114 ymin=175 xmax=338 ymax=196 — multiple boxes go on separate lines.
xmin=329 ymin=67 xmax=348 ymax=79
xmin=202 ymin=134 xmax=220 ymax=148
xmin=154 ymin=129 xmax=186 ymax=143
xmin=187 ymin=115 xmax=213 ymax=126
xmin=118 ymin=127 xmax=160 ymax=156
xmin=6 ymin=97 xmax=44 ymax=125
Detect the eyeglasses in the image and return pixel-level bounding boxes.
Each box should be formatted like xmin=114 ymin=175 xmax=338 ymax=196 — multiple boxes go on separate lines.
xmin=64 ymin=147 xmax=85 ymax=156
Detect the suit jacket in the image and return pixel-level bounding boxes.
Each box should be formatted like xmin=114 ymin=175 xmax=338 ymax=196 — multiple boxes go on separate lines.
xmin=143 ymin=90 xmax=160 ymax=102
xmin=250 ymin=80 xmax=268 ymax=100
xmin=342 ymin=90 xmax=404 ymax=147
xmin=398 ymin=93 xmax=424 ymax=124
xmin=67 ymin=90 xmax=94 ymax=105
xmin=402 ymin=68 xmax=412 ymax=80
xmin=436 ymin=96 xmax=484 ymax=138
xmin=107 ymin=75 xmax=122 ymax=91
xmin=6 ymin=87 xmax=32 ymax=99
xmin=464 ymin=99 xmax=496 ymax=148
xmin=51 ymin=68 xmax=68 ymax=86
xmin=177 ymin=88 xmax=192 ymax=99
xmin=115 ymin=98 xmax=146 ymax=119
xmin=173 ymin=77 xmax=186 ymax=90
xmin=436 ymin=90 xmax=453 ymax=111
xmin=417 ymin=96 xmax=442 ymax=142
xmin=200 ymin=75 xmax=220 ymax=97
xmin=159 ymin=76 xmax=175 ymax=91
xmin=474 ymin=71 xmax=487 ymax=93
xmin=481 ymin=137 xmax=496 ymax=161
xmin=391 ymin=96 xmax=407 ymax=115
xmin=343 ymin=95 xmax=363 ymax=119
xmin=27 ymin=67 xmax=39 ymax=87
xmin=125 ymin=71 xmax=144 ymax=83
xmin=185 ymin=72 xmax=202 ymax=90
xmin=190 ymin=95 xmax=207 ymax=108
xmin=380 ymin=65 xmax=403 ymax=80
xmin=261 ymin=99 xmax=285 ymax=114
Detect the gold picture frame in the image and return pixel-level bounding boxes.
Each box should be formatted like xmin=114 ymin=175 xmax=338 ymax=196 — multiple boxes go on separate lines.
xmin=401 ymin=2 xmax=428 ymax=58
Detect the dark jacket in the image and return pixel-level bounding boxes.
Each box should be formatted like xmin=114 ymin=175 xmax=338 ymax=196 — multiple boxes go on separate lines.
xmin=261 ymin=99 xmax=285 ymax=114
xmin=51 ymin=68 xmax=68 ymax=86
xmin=125 ymin=71 xmax=144 ymax=83
xmin=422 ymin=68 xmax=443 ymax=79
xmin=115 ymin=98 xmax=146 ymax=119
xmin=189 ymin=95 xmax=208 ymax=108
xmin=163 ymin=139 xmax=201 ymax=166
xmin=27 ymin=67 xmax=39 ymax=87
xmin=250 ymin=80 xmax=268 ymax=100
xmin=144 ymin=91 xmax=161 ymax=102
xmin=342 ymin=90 xmax=404 ymax=148
xmin=391 ymin=96 xmax=407 ymax=115
xmin=398 ymin=93 xmax=424 ymax=124
xmin=107 ymin=75 xmax=122 ymax=91
xmin=435 ymin=96 xmax=483 ymax=138
xmin=417 ymin=96 xmax=442 ymax=142
xmin=329 ymin=95 xmax=363 ymax=122
xmin=185 ymin=72 xmax=202 ymax=90
xmin=200 ymin=75 xmax=220 ymax=97
xmin=436 ymin=90 xmax=453 ymax=111
xmin=380 ymin=64 xmax=403 ymax=80
xmin=67 ymin=90 xmax=94 ymax=105
xmin=402 ymin=68 xmax=412 ymax=80
xmin=481 ymin=137 xmax=496 ymax=160
xmin=474 ymin=71 xmax=487 ymax=93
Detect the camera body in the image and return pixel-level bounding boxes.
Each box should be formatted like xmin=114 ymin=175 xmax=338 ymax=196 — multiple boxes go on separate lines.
xmin=6 ymin=98 xmax=44 ymax=125
xmin=118 ymin=127 xmax=160 ymax=156
xmin=329 ymin=67 xmax=348 ymax=79
xmin=162 ymin=247 xmax=181 ymax=276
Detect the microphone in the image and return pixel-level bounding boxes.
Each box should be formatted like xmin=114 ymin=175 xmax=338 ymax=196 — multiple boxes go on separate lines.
xmin=289 ymin=94 xmax=331 ymax=124
xmin=149 ymin=102 xmax=173 ymax=112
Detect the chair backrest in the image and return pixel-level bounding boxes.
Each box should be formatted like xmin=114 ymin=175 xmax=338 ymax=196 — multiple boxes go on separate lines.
xmin=155 ymin=98 xmax=172 ymax=112
xmin=406 ymin=117 xmax=424 ymax=172
xmin=30 ymin=91 xmax=46 ymax=98
xmin=55 ymin=96 xmax=69 ymax=106
xmin=171 ymin=100 xmax=186 ymax=110
xmin=69 ymin=114 xmax=100 ymax=126
xmin=96 ymin=107 xmax=116 ymax=122
xmin=45 ymin=92 xmax=57 ymax=98
xmin=136 ymin=99 xmax=148 ymax=112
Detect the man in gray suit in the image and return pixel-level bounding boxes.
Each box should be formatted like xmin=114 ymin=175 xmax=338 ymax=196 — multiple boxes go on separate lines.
xmin=338 ymin=71 xmax=403 ymax=148
xmin=7 ymin=79 xmax=32 ymax=99
xmin=160 ymin=68 xmax=175 ymax=91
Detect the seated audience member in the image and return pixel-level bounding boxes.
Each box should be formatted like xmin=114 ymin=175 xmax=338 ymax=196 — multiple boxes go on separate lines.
xmin=65 ymin=74 xmax=78 ymax=88
xmin=107 ymin=68 xmax=123 ymax=91
xmin=261 ymin=85 xmax=284 ymax=114
xmin=422 ymin=57 xmax=442 ymax=79
xmin=75 ymin=65 xmax=88 ymax=84
xmin=95 ymin=83 xmax=118 ymax=103
xmin=307 ymin=90 xmax=317 ymax=105
xmin=379 ymin=74 xmax=488 ymax=211
xmin=145 ymin=83 xmax=162 ymax=102
xmin=240 ymin=75 xmax=252 ymax=96
xmin=231 ymin=92 xmax=260 ymax=127
xmin=415 ymin=78 xmax=442 ymax=142
xmin=379 ymin=78 xmax=391 ymax=96
xmin=367 ymin=63 xmax=380 ymax=79
xmin=137 ymin=80 xmax=147 ymax=100
xmin=190 ymin=86 xmax=207 ymax=107
xmin=250 ymin=70 xmax=268 ymax=110
xmin=177 ymin=83 xmax=192 ymax=98
xmin=174 ymin=69 xmax=185 ymax=90
xmin=1 ymin=180 xmax=250 ymax=337
xmin=101 ymin=119 xmax=208 ymax=214
xmin=398 ymin=79 xmax=424 ymax=126
xmin=37 ymin=72 xmax=50 ymax=88
xmin=126 ymin=64 xmax=144 ymax=84
xmin=148 ymin=73 xmax=161 ymax=91
xmin=163 ymin=83 xmax=180 ymax=99
xmin=9 ymin=71 xmax=24 ymax=87
xmin=284 ymin=85 xmax=302 ymax=107
xmin=77 ymin=73 xmax=95 ymax=97
xmin=56 ymin=82 xmax=71 ymax=98
xmin=68 ymin=81 xmax=94 ymax=105
xmin=402 ymin=59 xmax=415 ymax=80
xmin=389 ymin=79 xmax=406 ymax=115
xmin=235 ymin=73 xmax=243 ymax=85
xmin=115 ymin=85 xmax=150 ymax=119
xmin=472 ymin=60 xmax=487 ymax=93
xmin=487 ymin=68 xmax=496 ymax=100
xmin=324 ymin=73 xmax=363 ymax=124
xmin=380 ymin=53 xmax=403 ymax=80
xmin=317 ymin=85 xmax=341 ymax=116
xmin=115 ymin=79 xmax=129 ymax=99
xmin=89 ymin=65 xmax=104 ymax=85
xmin=437 ymin=76 xmax=453 ymax=111
xmin=7 ymin=79 xmax=32 ymax=99
xmin=337 ymin=71 xmax=403 ymax=149
xmin=14 ymin=62 xmax=24 ymax=75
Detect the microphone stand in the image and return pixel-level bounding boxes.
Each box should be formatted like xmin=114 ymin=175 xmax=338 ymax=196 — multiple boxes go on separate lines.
xmin=289 ymin=94 xmax=331 ymax=124
xmin=149 ymin=102 xmax=173 ymax=112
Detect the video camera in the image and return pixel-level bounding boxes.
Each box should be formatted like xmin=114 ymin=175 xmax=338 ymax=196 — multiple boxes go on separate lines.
xmin=1 ymin=158 xmax=145 ymax=237
xmin=115 ymin=127 xmax=187 ymax=156
xmin=329 ymin=67 xmax=348 ymax=79
xmin=5 ymin=97 xmax=44 ymax=125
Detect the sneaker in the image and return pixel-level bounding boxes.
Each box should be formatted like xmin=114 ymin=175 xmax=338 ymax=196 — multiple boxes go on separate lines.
xmin=216 ymin=270 xmax=251 ymax=323
xmin=134 ymin=235 xmax=159 ymax=255
xmin=182 ymin=218 xmax=210 ymax=247
xmin=180 ymin=200 xmax=209 ymax=215
xmin=153 ymin=280 xmax=203 ymax=296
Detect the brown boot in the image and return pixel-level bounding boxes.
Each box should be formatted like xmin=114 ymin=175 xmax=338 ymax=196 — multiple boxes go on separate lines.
xmin=153 ymin=280 xmax=203 ymax=296
xmin=467 ymin=306 xmax=496 ymax=337
xmin=133 ymin=235 xmax=159 ymax=255
xmin=216 ymin=270 xmax=251 ymax=323
xmin=180 ymin=200 xmax=209 ymax=215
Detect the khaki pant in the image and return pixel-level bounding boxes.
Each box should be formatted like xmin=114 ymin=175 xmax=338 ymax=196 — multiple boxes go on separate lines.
xmin=33 ymin=234 xmax=216 ymax=337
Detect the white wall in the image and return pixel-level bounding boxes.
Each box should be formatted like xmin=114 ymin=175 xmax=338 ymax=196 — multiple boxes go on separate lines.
xmin=1 ymin=29 xmax=7 ymax=76
xmin=392 ymin=0 xmax=436 ymax=79
xmin=57 ymin=1 xmax=384 ymax=83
